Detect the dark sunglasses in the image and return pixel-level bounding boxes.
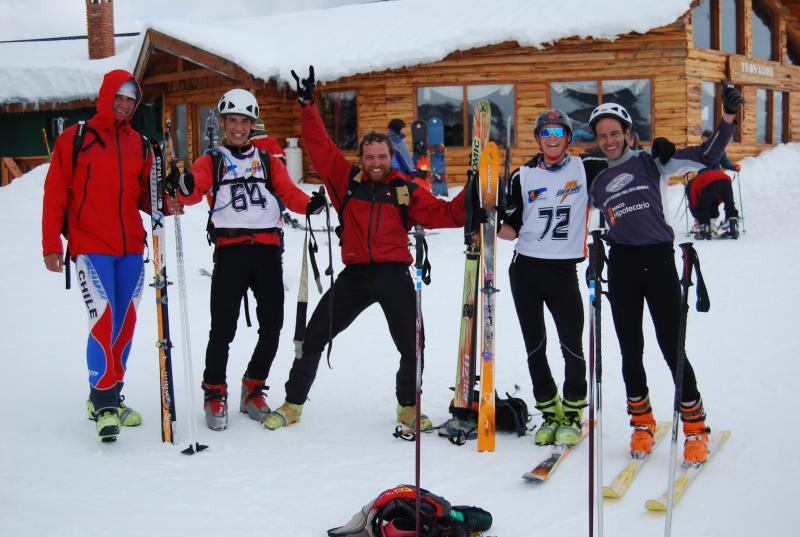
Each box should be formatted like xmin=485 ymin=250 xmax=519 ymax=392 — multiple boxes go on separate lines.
xmin=538 ymin=127 xmax=567 ymax=138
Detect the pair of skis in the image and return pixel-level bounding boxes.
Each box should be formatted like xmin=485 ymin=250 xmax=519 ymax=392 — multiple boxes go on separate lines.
xmin=147 ymin=121 xmax=207 ymax=455
xmin=522 ymin=422 xmax=731 ymax=511
xmin=451 ymin=100 xmax=501 ymax=452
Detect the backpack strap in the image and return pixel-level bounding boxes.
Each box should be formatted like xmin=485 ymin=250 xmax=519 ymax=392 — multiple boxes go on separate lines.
xmin=205 ymin=147 xmax=274 ymax=245
xmin=63 ymin=121 xmax=88 ymax=290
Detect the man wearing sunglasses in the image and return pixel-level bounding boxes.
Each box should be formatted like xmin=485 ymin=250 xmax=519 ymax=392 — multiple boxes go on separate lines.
xmin=497 ymin=109 xmax=603 ymax=447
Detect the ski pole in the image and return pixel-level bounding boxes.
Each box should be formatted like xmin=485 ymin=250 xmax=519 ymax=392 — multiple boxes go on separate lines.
xmin=165 ymin=120 xmax=208 ymax=456
xmin=587 ymin=229 xmax=605 ymax=537
xmin=42 ymin=129 xmax=51 ymax=158
xmin=412 ymin=224 xmax=426 ymax=537
xmin=664 ymin=243 xmax=697 ymax=536
xmin=734 ymin=171 xmax=745 ymax=233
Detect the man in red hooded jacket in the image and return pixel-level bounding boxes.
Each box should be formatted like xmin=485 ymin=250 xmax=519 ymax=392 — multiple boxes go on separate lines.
xmin=42 ymin=69 xmax=153 ymax=442
xmin=263 ymin=67 xmax=470 ymax=432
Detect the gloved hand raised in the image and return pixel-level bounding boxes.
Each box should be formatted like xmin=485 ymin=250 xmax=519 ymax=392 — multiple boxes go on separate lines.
xmin=306 ymin=188 xmax=327 ymax=216
xmin=165 ymin=165 xmax=194 ymax=197
xmin=290 ymin=66 xmax=316 ymax=106
xmin=650 ymin=137 xmax=676 ymax=165
xmin=722 ymin=81 xmax=743 ymax=115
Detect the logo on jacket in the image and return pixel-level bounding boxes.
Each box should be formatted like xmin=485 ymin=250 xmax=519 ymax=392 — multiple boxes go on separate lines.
xmin=528 ymin=187 xmax=548 ymax=202
xmin=606 ymin=173 xmax=634 ymax=193
xmin=557 ymin=180 xmax=581 ymax=202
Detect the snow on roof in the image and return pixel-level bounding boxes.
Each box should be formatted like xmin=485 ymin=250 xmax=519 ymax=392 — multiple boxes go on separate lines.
xmin=1 ymin=0 xmax=692 ymax=106
xmin=0 ymin=36 xmax=140 ymax=107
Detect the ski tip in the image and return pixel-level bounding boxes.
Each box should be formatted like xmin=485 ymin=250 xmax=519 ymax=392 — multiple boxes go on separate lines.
xmin=521 ymin=473 xmax=545 ymax=482
xmin=602 ymin=487 xmax=622 ymax=499
xmin=644 ymin=499 xmax=667 ymax=511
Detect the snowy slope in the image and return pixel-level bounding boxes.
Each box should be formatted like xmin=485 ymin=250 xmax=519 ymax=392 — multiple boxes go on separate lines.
xmin=1 ymin=143 xmax=798 ymax=536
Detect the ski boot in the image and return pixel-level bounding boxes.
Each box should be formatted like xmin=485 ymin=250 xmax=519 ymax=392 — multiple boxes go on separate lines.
xmin=202 ymin=382 xmax=229 ymax=431
xmin=87 ymin=396 xmax=142 ymax=427
xmin=240 ymin=376 xmax=270 ymax=422
xmin=263 ymin=401 xmax=303 ymax=430
xmin=681 ymin=398 xmax=710 ymax=465
xmin=397 ymin=404 xmax=433 ymax=431
xmin=534 ymin=394 xmax=563 ymax=446
xmin=721 ymin=217 xmax=739 ymax=239
xmin=628 ymin=395 xmax=656 ymax=458
xmin=694 ymin=223 xmax=712 ymax=240
xmin=95 ymin=407 xmax=121 ymax=442
xmin=556 ymin=396 xmax=586 ymax=446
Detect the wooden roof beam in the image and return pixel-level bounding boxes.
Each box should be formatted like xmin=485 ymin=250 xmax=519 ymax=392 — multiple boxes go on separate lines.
xmin=134 ymin=28 xmax=256 ymax=86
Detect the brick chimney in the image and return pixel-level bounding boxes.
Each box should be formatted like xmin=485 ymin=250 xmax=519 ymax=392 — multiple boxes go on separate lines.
xmin=86 ymin=0 xmax=115 ymax=59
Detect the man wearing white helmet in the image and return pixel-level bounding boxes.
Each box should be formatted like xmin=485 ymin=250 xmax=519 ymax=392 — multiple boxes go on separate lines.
xmin=588 ymin=82 xmax=742 ymax=465
xmin=166 ymin=88 xmax=325 ymax=431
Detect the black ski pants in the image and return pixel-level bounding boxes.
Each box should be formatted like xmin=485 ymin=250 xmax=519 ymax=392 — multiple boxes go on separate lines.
xmin=607 ymin=243 xmax=700 ymax=403
xmin=284 ymin=263 xmax=422 ymax=406
xmin=508 ymin=254 xmax=586 ymax=403
xmin=689 ymin=179 xmax=739 ymax=225
xmin=203 ymin=243 xmax=284 ymax=385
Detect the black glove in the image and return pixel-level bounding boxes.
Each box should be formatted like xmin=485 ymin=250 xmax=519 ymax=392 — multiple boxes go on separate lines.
xmin=722 ymin=81 xmax=743 ymax=114
xmin=306 ymin=188 xmax=326 ymax=216
xmin=165 ymin=166 xmax=194 ymax=196
xmin=650 ymin=137 xmax=676 ymax=165
xmin=290 ymin=66 xmax=316 ymax=105
xmin=472 ymin=206 xmax=488 ymax=228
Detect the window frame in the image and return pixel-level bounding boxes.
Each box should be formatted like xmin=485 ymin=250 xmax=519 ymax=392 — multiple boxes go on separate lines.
xmin=546 ymin=76 xmax=654 ymax=145
xmin=414 ymin=82 xmax=518 ymax=148
xmin=691 ymin=0 xmax=745 ymax=55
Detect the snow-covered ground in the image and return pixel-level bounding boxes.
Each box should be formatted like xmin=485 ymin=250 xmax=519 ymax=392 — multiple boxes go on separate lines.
xmin=1 ymin=144 xmax=799 ymax=536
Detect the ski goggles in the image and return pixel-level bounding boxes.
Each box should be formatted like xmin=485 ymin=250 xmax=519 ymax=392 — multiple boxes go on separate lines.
xmin=538 ymin=127 xmax=568 ymax=138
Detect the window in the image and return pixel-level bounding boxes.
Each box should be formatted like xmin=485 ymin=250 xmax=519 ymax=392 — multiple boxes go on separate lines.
xmin=720 ymin=0 xmax=740 ymax=54
xmin=602 ymin=79 xmax=652 ymax=141
xmin=693 ymin=0 xmax=712 ymax=49
xmin=174 ymin=103 xmax=188 ymax=160
xmin=197 ymin=107 xmax=220 ymax=151
xmin=773 ymin=91 xmax=786 ymax=144
xmin=417 ymin=86 xmax=464 ymax=146
xmin=319 ymin=91 xmax=357 ymax=150
xmin=416 ymin=84 xmax=516 ymax=147
xmin=752 ymin=0 xmax=775 ymax=61
xmin=701 ymin=81 xmax=718 ymax=134
xmin=756 ymin=88 xmax=769 ymax=144
xmin=549 ymin=79 xmax=652 ymax=142
xmin=550 ymin=81 xmax=598 ymax=143
xmin=467 ymin=84 xmax=515 ymax=147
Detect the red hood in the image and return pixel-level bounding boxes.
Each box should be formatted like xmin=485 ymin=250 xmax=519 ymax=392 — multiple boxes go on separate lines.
xmin=94 ymin=69 xmax=142 ymax=126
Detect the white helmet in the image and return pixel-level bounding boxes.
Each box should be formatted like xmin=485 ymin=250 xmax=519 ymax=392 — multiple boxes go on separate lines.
xmin=218 ymin=88 xmax=260 ymax=120
xmin=589 ymin=103 xmax=632 ymax=131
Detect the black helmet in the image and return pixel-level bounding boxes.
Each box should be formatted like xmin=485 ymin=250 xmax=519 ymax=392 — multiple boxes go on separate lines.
xmin=535 ymin=109 xmax=573 ymax=134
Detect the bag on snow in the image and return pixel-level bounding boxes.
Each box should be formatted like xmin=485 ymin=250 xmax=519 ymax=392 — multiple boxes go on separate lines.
xmin=327 ymin=484 xmax=492 ymax=537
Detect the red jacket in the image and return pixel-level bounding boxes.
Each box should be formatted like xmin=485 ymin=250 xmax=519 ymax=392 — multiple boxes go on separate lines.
xmin=688 ymin=169 xmax=731 ymax=208
xmin=180 ymin=145 xmax=309 ymax=248
xmin=300 ymin=102 xmax=467 ymax=265
xmin=42 ymin=69 xmax=152 ymax=257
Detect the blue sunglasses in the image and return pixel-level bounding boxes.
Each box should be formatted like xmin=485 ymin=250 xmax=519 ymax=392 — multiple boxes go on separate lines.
xmin=538 ymin=127 xmax=567 ymax=138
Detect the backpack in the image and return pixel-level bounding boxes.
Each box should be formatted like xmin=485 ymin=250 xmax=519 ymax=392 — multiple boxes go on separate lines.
xmin=327 ymin=485 xmax=492 ymax=537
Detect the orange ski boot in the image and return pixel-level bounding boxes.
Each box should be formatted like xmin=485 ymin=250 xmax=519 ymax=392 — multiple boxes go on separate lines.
xmin=628 ymin=395 xmax=656 ymax=459
xmin=681 ymin=399 xmax=710 ymax=465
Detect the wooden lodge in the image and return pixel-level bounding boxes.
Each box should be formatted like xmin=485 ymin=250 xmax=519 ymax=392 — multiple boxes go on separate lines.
xmin=4 ymin=0 xmax=800 ymax=186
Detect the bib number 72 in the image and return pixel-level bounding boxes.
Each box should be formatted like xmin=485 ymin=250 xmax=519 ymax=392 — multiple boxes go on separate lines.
xmin=538 ymin=206 xmax=571 ymax=241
